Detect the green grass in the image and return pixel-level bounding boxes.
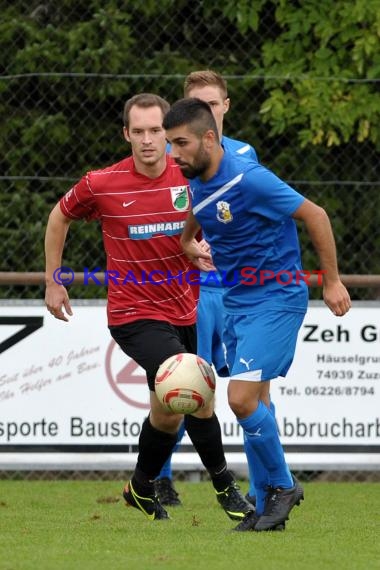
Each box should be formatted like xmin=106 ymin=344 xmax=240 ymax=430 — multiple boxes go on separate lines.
xmin=0 ymin=480 xmax=379 ymax=570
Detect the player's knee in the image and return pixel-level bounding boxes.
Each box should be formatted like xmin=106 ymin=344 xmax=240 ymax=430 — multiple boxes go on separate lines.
xmin=151 ymin=408 xmax=183 ymax=434
xmin=228 ymin=397 xmax=250 ymax=418
xmin=228 ymin=379 xmax=264 ymax=418
xmin=228 ymin=392 xmax=259 ymax=418
xmin=191 ymin=396 xmax=215 ymax=419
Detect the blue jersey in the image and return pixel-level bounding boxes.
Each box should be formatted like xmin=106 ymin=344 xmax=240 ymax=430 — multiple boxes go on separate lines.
xmin=191 ymin=150 xmax=308 ymax=314
xmin=200 ymin=135 xmax=258 ymax=288
xmin=221 ymin=135 xmax=258 ymax=162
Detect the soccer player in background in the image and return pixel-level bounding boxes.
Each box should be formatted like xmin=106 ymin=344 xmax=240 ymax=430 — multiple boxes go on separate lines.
xmin=44 ymin=93 xmax=252 ymax=523
xmin=163 ymin=97 xmax=351 ymax=531
xmin=155 ymin=70 xmax=263 ymax=510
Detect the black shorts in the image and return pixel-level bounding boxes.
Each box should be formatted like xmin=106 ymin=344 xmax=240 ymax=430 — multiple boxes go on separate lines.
xmin=109 ymin=319 xmax=197 ymax=391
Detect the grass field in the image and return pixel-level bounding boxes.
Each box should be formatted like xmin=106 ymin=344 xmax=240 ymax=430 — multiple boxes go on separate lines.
xmin=0 ymin=480 xmax=379 ymax=570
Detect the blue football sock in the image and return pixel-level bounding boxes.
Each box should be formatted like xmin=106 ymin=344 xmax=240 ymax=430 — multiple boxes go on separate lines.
xmin=243 ymin=433 xmax=257 ymax=498
xmin=244 ymin=399 xmax=277 ymax=499
xmin=238 ymin=401 xmax=292 ymax=490
xmin=243 ymin=433 xmax=269 ymax=515
xmin=157 ymin=421 xmax=186 ymax=480
xmin=243 ymin=400 xmax=279 ymax=514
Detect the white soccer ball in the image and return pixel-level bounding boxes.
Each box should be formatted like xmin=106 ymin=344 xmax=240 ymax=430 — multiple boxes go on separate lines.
xmin=155 ymin=353 xmax=216 ymax=414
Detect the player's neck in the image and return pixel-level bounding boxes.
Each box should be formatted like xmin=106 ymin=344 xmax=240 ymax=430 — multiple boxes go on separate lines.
xmin=133 ymin=155 xmax=167 ymax=179
xmin=199 ymin=146 xmax=224 ymax=182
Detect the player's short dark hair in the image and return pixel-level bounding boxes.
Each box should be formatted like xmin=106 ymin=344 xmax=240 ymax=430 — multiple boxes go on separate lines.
xmin=162 ymin=98 xmax=219 ymax=141
xmin=123 ymin=93 xmax=170 ymax=128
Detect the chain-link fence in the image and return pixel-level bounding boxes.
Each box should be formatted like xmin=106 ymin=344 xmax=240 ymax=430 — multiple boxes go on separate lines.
xmin=1 ymin=469 xmax=380 ymax=484
xmin=1 ymin=1 xmax=379 ymax=480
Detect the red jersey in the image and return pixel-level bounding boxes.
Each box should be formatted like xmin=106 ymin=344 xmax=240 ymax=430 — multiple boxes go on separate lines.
xmin=60 ymin=155 xmax=198 ymax=326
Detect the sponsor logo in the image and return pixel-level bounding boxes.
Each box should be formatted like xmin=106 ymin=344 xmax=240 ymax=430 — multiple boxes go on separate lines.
xmin=128 ymin=220 xmax=186 ymax=239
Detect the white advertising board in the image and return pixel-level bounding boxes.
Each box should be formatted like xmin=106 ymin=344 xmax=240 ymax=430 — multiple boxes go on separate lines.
xmin=0 ymin=301 xmax=379 ymax=470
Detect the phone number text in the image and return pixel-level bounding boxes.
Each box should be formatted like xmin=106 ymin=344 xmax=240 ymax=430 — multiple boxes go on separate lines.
xmin=280 ymin=386 xmax=375 ymax=396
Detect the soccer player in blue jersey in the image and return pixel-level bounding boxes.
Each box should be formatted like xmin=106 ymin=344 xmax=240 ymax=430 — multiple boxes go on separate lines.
xmin=163 ymin=98 xmax=351 ymax=531
xmin=183 ymin=70 xmax=258 ymax=377
xmin=155 ymin=70 xmax=261 ymax=508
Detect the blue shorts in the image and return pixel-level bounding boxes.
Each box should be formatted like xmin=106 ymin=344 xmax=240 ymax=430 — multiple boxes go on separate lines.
xmin=224 ymin=310 xmax=306 ymax=381
xmin=196 ymin=287 xmax=229 ymax=377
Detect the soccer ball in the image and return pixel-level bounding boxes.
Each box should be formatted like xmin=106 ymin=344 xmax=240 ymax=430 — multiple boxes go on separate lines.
xmin=155 ymin=353 xmax=216 ymax=414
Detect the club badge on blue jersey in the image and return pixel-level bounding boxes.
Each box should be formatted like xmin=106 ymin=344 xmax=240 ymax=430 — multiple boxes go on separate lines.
xmin=170 ymin=186 xmax=189 ymax=211
xmin=216 ymin=200 xmax=233 ymax=223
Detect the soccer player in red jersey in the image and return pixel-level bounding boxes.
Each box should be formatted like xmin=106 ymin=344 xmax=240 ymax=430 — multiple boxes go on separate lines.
xmin=44 ymin=93 xmax=252 ymax=522
xmin=155 ymin=70 xmax=261 ymax=508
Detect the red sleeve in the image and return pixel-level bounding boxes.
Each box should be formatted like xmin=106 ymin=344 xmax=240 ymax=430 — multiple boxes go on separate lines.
xmin=59 ymin=173 xmax=100 ymax=221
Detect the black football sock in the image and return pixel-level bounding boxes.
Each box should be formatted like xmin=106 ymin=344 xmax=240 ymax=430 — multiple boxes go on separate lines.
xmin=133 ymin=416 xmax=178 ymax=495
xmin=184 ymin=413 xmax=234 ymax=491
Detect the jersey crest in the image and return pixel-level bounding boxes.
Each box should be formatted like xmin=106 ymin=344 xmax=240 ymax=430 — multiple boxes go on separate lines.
xmin=170 ymin=186 xmax=189 ymax=211
xmin=216 ymin=200 xmax=233 ymax=224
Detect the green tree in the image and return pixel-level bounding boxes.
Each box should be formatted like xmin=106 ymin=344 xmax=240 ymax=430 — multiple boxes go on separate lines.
xmin=223 ymin=0 xmax=380 ymax=149
xmin=1 ymin=0 xmax=379 ymax=300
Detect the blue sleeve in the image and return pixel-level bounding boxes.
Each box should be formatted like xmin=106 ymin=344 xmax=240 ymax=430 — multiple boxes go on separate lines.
xmin=238 ymin=145 xmax=258 ymax=162
xmin=248 ymin=146 xmax=258 ymax=162
xmin=241 ymin=163 xmax=305 ymax=221
xmin=235 ymin=144 xmax=258 ymax=163
xmin=222 ymin=136 xmax=259 ymax=163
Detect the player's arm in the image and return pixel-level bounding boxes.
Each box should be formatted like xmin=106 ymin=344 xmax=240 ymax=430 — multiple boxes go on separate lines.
xmin=180 ymin=211 xmax=215 ymax=271
xmin=44 ymin=203 xmax=73 ymax=322
xmin=292 ymin=198 xmax=351 ymax=316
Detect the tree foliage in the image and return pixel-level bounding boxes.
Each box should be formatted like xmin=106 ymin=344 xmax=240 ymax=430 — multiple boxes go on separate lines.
xmin=1 ymin=0 xmax=379 ymax=299
xmin=250 ymin=0 xmax=379 ymax=148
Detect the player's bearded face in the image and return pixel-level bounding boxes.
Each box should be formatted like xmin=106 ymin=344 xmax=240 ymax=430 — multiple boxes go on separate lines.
xmin=176 ymin=141 xmax=211 ymax=179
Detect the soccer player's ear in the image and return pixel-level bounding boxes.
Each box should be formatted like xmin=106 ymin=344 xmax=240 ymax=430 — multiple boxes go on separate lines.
xmin=223 ymin=97 xmax=230 ymax=114
xmin=123 ymin=126 xmax=131 ymax=143
xmin=203 ymin=129 xmax=217 ymax=150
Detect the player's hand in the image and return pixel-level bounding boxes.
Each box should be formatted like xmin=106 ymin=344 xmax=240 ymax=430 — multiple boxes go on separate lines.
xmin=198 ymin=238 xmax=211 ymax=254
xmin=323 ymin=281 xmax=351 ymax=316
xmin=196 ymin=239 xmax=216 ymax=271
xmin=183 ymin=239 xmax=216 ymax=272
xmin=45 ymin=282 xmax=73 ymax=322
